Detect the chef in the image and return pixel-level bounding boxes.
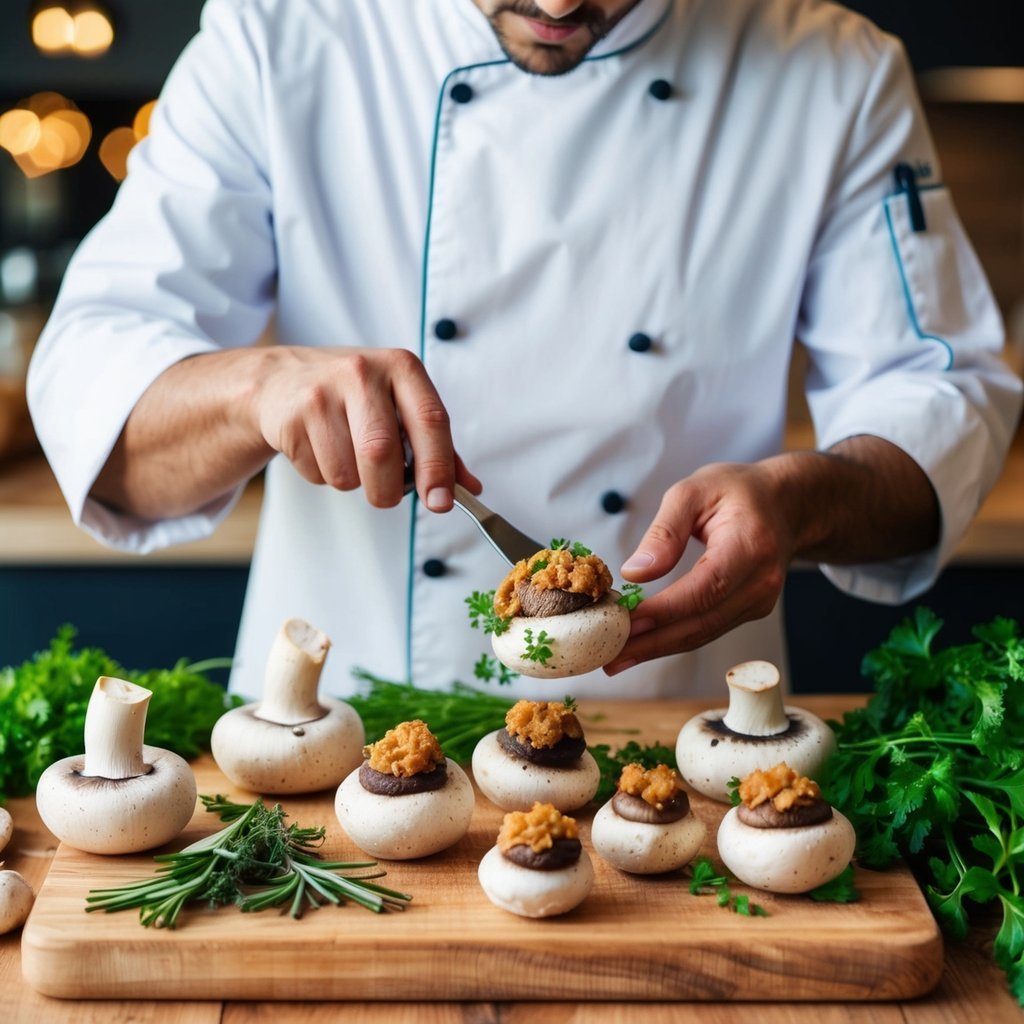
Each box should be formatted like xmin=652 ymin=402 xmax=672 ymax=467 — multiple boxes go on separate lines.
xmin=27 ymin=0 xmax=1022 ymax=701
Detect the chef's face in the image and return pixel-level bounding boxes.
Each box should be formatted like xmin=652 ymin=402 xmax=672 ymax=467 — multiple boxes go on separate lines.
xmin=472 ymin=0 xmax=643 ymax=76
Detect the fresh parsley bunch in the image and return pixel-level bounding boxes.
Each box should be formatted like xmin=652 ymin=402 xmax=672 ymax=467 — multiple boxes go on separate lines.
xmin=819 ymin=608 xmax=1024 ymax=1005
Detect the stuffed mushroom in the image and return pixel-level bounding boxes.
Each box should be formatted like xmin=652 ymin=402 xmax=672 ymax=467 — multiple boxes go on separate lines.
xmin=590 ymin=762 xmax=706 ymax=874
xmin=335 ymin=719 xmax=474 ymax=860
xmin=716 ymin=762 xmax=856 ymax=894
xmin=478 ymin=801 xmax=594 ymax=918
xmin=472 ymin=699 xmax=600 ymax=812
xmin=488 ymin=545 xmax=630 ymax=678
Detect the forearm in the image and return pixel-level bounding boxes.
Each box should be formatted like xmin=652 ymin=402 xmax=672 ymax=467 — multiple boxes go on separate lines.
xmin=765 ymin=434 xmax=941 ymax=565
xmin=92 ymin=348 xmax=275 ymax=519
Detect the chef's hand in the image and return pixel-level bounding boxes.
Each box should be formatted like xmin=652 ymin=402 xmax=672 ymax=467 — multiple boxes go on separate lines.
xmin=603 ymin=439 xmax=940 ymax=675
xmin=256 ymin=346 xmax=481 ymax=510
xmin=603 ymin=460 xmax=794 ymax=675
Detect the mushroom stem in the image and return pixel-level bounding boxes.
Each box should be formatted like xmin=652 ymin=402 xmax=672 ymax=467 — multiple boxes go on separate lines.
xmin=254 ymin=618 xmax=331 ymax=726
xmin=722 ymin=660 xmax=789 ymax=737
xmin=81 ymin=677 xmax=152 ymax=780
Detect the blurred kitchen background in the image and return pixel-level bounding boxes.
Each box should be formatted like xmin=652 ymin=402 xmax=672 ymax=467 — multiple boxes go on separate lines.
xmin=0 ymin=1 xmax=1021 ymax=686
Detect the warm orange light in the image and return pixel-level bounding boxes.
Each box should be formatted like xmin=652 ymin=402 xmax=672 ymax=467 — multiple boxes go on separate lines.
xmin=133 ymin=100 xmax=157 ymax=141
xmin=43 ymin=109 xmax=91 ymax=167
xmin=31 ymin=6 xmax=74 ymax=54
xmin=2 ymin=96 xmax=92 ymax=177
xmin=31 ymin=5 xmax=114 ymax=57
xmin=0 ymin=110 xmax=42 ymax=157
xmin=99 ymin=126 xmax=137 ymax=182
xmin=72 ymin=9 xmax=114 ymax=56
xmin=25 ymin=91 xmax=72 ymax=117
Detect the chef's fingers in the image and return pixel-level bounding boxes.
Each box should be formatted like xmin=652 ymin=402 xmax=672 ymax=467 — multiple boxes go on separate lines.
xmin=619 ymin=480 xmax=703 ymax=582
xmin=269 ymin=377 xmax=361 ymax=489
xmin=607 ymin=520 xmax=784 ymax=672
xmin=390 ymin=350 xmax=459 ymax=511
xmin=301 ymin=401 xmax=362 ymax=491
xmin=343 ymin=352 xmax=409 ymax=507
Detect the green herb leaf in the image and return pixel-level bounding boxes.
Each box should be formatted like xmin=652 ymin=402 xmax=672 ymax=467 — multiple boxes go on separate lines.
xmin=617 ymin=582 xmax=645 ymax=610
xmin=472 ymin=654 xmax=519 ymax=686
xmin=686 ymin=857 xmax=768 ymax=917
xmin=808 ymin=864 xmax=860 ymax=903
xmin=523 ymin=628 xmax=554 ymax=665
xmin=465 ymin=590 xmax=511 ymax=636
xmin=549 ymin=538 xmax=592 ymax=558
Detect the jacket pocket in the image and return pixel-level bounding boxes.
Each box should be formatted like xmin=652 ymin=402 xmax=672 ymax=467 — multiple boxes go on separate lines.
xmin=884 ymin=166 xmax=997 ymax=366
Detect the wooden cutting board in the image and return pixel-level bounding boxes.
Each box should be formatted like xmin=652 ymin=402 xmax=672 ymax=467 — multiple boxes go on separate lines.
xmin=20 ymin=698 xmax=943 ymax=1002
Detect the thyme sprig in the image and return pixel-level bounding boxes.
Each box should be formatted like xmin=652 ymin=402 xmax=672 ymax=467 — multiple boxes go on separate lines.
xmin=85 ymin=795 xmax=411 ymax=928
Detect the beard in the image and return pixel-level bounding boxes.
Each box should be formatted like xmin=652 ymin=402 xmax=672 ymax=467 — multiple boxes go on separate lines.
xmin=482 ymin=1 xmax=623 ymax=77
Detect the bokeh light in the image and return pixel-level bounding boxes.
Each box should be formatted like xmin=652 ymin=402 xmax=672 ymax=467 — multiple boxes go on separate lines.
xmin=98 ymin=126 xmax=136 ymax=182
xmin=72 ymin=9 xmax=114 ymax=57
xmin=31 ymin=6 xmax=74 ymax=53
xmin=133 ymin=100 xmax=157 ymax=142
xmin=31 ymin=4 xmax=114 ymax=57
xmin=0 ymin=94 xmax=92 ymax=178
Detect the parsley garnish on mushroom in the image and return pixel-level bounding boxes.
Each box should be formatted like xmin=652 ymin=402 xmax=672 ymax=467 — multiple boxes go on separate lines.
xmin=487 ymin=545 xmax=631 ymax=678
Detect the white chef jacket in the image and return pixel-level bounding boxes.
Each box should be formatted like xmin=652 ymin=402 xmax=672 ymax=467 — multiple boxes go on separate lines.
xmin=28 ymin=0 xmax=1022 ymax=702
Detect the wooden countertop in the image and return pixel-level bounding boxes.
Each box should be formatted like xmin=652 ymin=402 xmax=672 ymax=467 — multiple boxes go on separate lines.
xmin=1 ymin=695 xmax=1021 ymax=1021
xmin=2 ymin=427 xmax=1024 ymax=565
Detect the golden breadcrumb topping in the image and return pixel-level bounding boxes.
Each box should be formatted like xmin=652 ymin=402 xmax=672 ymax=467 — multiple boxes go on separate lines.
xmin=504 ymin=699 xmax=583 ymax=748
xmin=738 ymin=762 xmax=822 ymax=813
xmin=493 ymin=547 xmax=612 ymax=618
xmin=364 ymin=720 xmax=444 ymax=777
xmin=497 ymin=801 xmax=579 ymax=853
xmin=618 ymin=762 xmax=684 ymax=809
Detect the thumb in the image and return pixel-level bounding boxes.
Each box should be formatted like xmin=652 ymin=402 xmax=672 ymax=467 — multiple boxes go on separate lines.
xmin=620 ymin=485 xmax=696 ymax=582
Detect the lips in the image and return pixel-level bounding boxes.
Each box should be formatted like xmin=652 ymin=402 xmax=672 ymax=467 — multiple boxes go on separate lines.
xmin=524 ymin=17 xmax=583 ymax=43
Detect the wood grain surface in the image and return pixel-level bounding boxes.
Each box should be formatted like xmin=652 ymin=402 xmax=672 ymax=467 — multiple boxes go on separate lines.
xmin=19 ymin=698 xmax=944 ymax=1004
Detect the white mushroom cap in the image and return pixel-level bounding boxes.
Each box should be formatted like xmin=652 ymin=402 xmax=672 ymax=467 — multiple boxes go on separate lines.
xmin=334 ymin=758 xmax=474 ymax=860
xmin=0 ymin=807 xmax=12 ymax=855
xmin=478 ymin=844 xmax=594 ymax=918
xmin=36 ymin=744 xmax=197 ymax=855
xmin=0 ymin=870 xmax=35 ymax=934
xmin=211 ymin=697 xmax=364 ymax=795
xmin=676 ymin=661 xmax=836 ymax=803
xmin=716 ymin=804 xmax=856 ymax=894
xmin=590 ymin=799 xmax=707 ymax=874
xmin=491 ymin=593 xmax=630 ymax=678
xmin=471 ymin=729 xmax=600 ymax=812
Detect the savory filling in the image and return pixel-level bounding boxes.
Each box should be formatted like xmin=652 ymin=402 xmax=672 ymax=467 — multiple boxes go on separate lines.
xmin=736 ymin=762 xmax=832 ymax=828
xmin=359 ymin=720 xmax=448 ymax=796
xmin=498 ymin=699 xmax=587 ymax=767
xmin=494 ymin=547 xmax=612 ymax=620
xmin=611 ymin=762 xmax=690 ymax=824
xmin=498 ymin=801 xmax=582 ymax=871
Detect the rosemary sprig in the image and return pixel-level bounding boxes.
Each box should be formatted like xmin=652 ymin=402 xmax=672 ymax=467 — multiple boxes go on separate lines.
xmin=85 ymin=794 xmax=411 ymax=928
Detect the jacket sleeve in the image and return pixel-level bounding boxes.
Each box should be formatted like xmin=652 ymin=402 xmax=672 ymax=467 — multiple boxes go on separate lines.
xmin=26 ymin=0 xmax=275 ymax=554
xmin=796 ymin=31 xmax=1022 ymax=604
